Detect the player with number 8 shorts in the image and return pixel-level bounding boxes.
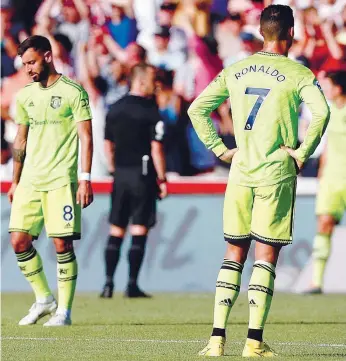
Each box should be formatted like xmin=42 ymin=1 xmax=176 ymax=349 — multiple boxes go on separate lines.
xmin=188 ymin=4 xmax=330 ymax=357
xmin=7 ymin=35 xmax=94 ymax=327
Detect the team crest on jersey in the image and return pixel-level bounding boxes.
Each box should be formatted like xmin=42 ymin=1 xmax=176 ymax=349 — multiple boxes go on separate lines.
xmin=50 ymin=96 xmax=62 ymax=109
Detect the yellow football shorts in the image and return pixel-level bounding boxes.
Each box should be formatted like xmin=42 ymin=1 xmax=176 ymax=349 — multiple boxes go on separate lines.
xmin=316 ymin=178 xmax=346 ymax=222
xmin=9 ymin=183 xmax=81 ymax=240
xmin=223 ymin=177 xmax=296 ymax=246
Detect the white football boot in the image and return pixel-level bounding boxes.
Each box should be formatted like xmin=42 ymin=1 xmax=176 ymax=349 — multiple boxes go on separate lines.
xmin=19 ymin=297 xmax=57 ymax=325
xmin=43 ymin=312 xmax=72 ymax=326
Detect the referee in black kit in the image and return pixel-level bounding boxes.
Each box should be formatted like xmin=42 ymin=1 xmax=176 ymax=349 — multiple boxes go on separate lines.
xmin=100 ymin=63 xmax=167 ymax=298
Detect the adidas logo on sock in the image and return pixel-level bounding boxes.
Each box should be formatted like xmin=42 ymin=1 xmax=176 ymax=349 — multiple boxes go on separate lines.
xmin=249 ymin=299 xmax=257 ymax=307
xmin=219 ymin=298 xmax=232 ymax=306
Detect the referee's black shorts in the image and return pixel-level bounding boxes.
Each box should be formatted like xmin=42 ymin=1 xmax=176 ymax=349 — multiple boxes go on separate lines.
xmin=109 ymin=167 xmax=158 ymax=229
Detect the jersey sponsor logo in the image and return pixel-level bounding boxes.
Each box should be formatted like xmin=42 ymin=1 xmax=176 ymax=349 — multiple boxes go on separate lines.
xmin=235 ymin=65 xmax=286 ymax=83
xmin=50 ymin=96 xmax=62 ymax=109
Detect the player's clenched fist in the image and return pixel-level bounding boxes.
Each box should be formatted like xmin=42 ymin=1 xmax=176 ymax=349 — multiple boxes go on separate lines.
xmin=219 ymin=148 xmax=238 ymax=164
xmin=7 ymin=183 xmax=18 ymax=204
xmin=77 ymin=180 xmax=94 ymax=208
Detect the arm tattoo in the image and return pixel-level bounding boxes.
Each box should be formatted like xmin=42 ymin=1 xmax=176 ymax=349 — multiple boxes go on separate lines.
xmin=13 ymin=149 xmax=26 ymax=163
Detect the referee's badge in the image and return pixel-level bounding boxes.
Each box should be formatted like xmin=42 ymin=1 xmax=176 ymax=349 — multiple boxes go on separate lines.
xmin=50 ymin=96 xmax=62 ymax=109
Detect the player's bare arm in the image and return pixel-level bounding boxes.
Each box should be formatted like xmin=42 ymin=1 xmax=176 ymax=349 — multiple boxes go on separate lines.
xmin=77 ymin=120 xmax=94 ymax=208
xmin=151 ymin=140 xmax=167 ymax=199
xmin=8 ymin=124 xmax=29 ymax=203
xmin=187 ymin=70 xmax=237 ymax=162
xmin=104 ymin=139 xmax=116 ymax=174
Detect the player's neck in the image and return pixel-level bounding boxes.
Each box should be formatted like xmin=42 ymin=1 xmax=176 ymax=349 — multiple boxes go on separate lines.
xmin=129 ymin=89 xmax=145 ymax=98
xmin=40 ymin=71 xmax=61 ymax=89
xmin=262 ymin=41 xmax=289 ymax=57
xmin=334 ymin=95 xmax=346 ymax=109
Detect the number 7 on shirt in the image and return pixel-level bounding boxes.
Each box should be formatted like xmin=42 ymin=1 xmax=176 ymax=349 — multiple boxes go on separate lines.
xmin=244 ymin=87 xmax=270 ymax=130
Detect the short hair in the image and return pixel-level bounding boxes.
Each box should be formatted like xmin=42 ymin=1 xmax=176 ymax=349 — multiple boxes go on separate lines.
xmin=130 ymin=63 xmax=155 ymax=83
xmin=17 ymin=35 xmax=52 ymax=56
xmin=260 ymin=5 xmax=294 ymax=41
xmin=326 ymin=71 xmax=346 ymax=95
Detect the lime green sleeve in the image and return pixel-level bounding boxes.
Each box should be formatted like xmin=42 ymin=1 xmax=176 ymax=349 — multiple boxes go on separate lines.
xmin=15 ymin=94 xmax=30 ymax=125
xmin=295 ymin=77 xmax=330 ymax=163
xmin=187 ymin=71 xmax=229 ymax=157
xmin=72 ymin=89 xmax=92 ymax=122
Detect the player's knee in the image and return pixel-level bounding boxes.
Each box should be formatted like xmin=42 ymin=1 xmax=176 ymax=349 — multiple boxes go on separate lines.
xmin=110 ymin=224 xmax=126 ymax=238
xmin=53 ymin=238 xmax=74 ymax=253
xmin=317 ymin=216 xmax=335 ymax=235
xmin=10 ymin=232 xmax=32 ymax=253
xmin=225 ymin=242 xmax=249 ymax=264
xmin=313 ymin=235 xmax=331 ymax=260
xmin=255 ymin=243 xmax=282 ymax=265
xmin=130 ymin=225 xmax=148 ymax=236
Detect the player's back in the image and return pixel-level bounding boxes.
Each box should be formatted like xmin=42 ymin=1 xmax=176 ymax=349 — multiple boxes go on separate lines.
xmin=225 ymin=52 xmax=316 ymax=187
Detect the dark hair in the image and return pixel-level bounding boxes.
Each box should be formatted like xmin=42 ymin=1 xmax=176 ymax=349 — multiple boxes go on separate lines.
xmin=156 ymin=69 xmax=174 ymax=88
xmin=17 ymin=35 xmax=52 ymax=56
xmin=326 ymin=71 xmax=346 ymax=95
xmin=260 ymin=5 xmax=294 ymax=40
xmin=53 ymin=33 xmax=73 ymax=54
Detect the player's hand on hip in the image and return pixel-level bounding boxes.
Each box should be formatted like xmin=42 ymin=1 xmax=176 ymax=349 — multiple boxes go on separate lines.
xmin=219 ymin=148 xmax=238 ymax=164
xmin=7 ymin=183 xmax=18 ymax=204
xmin=158 ymin=182 xmax=168 ymax=200
xmin=280 ymin=146 xmax=304 ymax=171
xmin=77 ymin=180 xmax=94 ymax=208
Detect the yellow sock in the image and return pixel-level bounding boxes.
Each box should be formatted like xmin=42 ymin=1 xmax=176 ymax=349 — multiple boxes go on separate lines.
xmin=312 ymin=234 xmax=331 ymax=288
xmin=16 ymin=246 xmax=52 ymax=302
xmin=57 ymin=251 xmax=78 ymax=314
xmin=213 ymin=259 xmax=243 ymax=329
xmin=248 ymin=260 xmax=275 ymax=330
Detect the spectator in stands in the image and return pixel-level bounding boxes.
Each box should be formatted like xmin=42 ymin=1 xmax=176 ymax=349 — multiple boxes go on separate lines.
xmin=1 ymin=5 xmax=28 ymax=78
xmin=215 ymin=12 xmax=244 ymax=67
xmin=79 ymin=42 xmax=109 ymax=178
xmin=147 ymin=26 xmax=185 ymax=71
xmin=36 ymin=0 xmax=90 ymax=76
xmin=174 ymin=0 xmax=211 ymax=38
xmin=104 ymin=0 xmax=138 ymax=49
xmin=156 ymin=69 xmax=183 ymax=174
xmin=157 ymin=2 xmax=188 ymax=54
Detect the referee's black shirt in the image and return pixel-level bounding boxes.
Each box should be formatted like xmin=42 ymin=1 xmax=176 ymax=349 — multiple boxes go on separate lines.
xmin=105 ymin=94 xmax=164 ymax=168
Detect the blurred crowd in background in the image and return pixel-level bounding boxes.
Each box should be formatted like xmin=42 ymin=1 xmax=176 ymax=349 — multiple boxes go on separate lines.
xmin=1 ymin=0 xmax=346 ymax=180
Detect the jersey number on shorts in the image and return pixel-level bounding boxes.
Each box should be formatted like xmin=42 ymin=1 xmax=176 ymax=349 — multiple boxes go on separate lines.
xmin=244 ymin=87 xmax=270 ymax=130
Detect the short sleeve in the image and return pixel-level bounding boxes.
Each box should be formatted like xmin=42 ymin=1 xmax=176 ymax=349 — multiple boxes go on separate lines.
xmin=105 ymin=109 xmax=114 ymax=141
xmin=150 ymin=105 xmax=164 ymax=142
xmin=15 ymin=94 xmax=30 ymax=125
xmin=71 ymin=89 xmax=92 ymax=122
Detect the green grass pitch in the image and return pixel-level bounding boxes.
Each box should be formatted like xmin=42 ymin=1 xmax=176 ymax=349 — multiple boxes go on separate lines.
xmin=2 ymin=292 xmax=346 ymax=361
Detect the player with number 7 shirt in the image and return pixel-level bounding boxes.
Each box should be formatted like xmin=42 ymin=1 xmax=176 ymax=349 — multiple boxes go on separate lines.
xmin=188 ymin=4 xmax=330 ymax=358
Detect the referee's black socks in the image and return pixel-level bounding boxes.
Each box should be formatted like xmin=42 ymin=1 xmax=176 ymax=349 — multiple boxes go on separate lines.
xmin=105 ymin=235 xmax=123 ymax=284
xmin=128 ymin=235 xmax=147 ymax=288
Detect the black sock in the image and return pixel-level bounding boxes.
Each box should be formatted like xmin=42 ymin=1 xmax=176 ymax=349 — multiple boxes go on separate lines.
xmin=247 ymin=328 xmax=263 ymax=342
xmin=104 ymin=235 xmax=123 ymax=284
xmin=211 ymin=328 xmax=226 ymax=338
xmin=128 ymin=235 xmax=147 ymax=287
